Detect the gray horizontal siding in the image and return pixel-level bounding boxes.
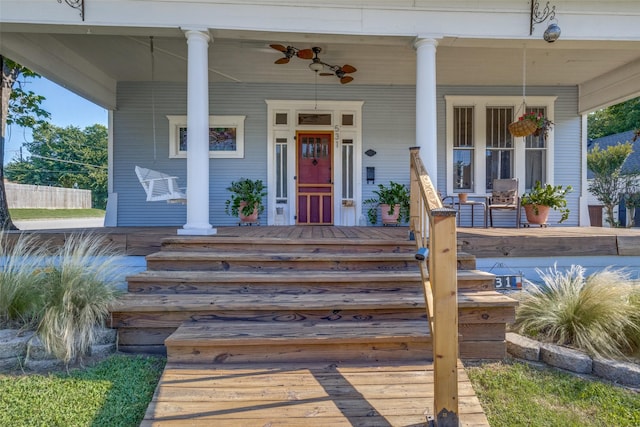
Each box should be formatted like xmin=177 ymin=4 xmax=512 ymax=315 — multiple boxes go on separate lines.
xmin=114 ymin=82 xmax=580 ymax=227
xmin=114 ymin=82 xmax=417 ymax=226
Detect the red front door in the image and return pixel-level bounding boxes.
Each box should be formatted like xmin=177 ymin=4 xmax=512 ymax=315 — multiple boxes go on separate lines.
xmin=296 ymin=131 xmax=333 ymax=225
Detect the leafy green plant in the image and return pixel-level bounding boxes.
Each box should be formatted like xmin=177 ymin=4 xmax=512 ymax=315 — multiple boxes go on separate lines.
xmin=224 ymin=178 xmax=267 ymax=217
xmin=520 ymin=181 xmax=572 ymax=223
xmin=588 ymin=142 xmax=634 ymax=227
xmin=514 ymin=264 xmax=640 ymax=358
xmin=37 ymin=233 xmax=124 ymax=365
xmin=0 ymin=230 xmax=48 ymax=330
xmin=518 ymin=111 xmax=554 ymax=139
xmin=363 ymin=181 xmax=410 ymax=225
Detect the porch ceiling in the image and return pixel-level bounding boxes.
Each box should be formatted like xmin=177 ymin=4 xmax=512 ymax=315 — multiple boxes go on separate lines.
xmin=2 ymin=27 xmax=640 ymax=110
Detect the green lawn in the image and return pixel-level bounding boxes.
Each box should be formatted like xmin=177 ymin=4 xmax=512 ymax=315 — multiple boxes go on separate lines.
xmin=0 ymin=355 xmax=164 ymax=427
xmin=1 ymin=354 xmax=638 ymax=426
xmin=466 ymin=359 xmax=640 ymax=427
xmin=10 ymin=208 xmax=106 ymax=220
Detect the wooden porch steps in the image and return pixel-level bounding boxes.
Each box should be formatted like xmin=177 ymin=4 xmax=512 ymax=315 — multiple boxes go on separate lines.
xmin=156 ymin=235 xmax=477 ymax=269
xmin=110 ymin=235 xmax=517 ymax=360
xmin=126 ymin=269 xmax=497 ymax=294
xmin=141 ymin=361 xmax=490 ymax=426
xmin=114 ymin=234 xmax=502 ymax=425
xmin=160 ymin=236 xmax=418 ymax=253
xmin=145 ymin=250 xmax=419 ymax=272
xmin=146 ymin=250 xmax=476 ymax=271
xmin=165 ymin=320 xmax=432 ymax=364
xmin=111 ymin=289 xmax=516 ymax=359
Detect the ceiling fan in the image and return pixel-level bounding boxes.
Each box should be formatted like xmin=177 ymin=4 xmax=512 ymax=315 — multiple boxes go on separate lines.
xmin=270 ymin=44 xmax=357 ymax=84
xmin=269 ymin=44 xmax=314 ymax=64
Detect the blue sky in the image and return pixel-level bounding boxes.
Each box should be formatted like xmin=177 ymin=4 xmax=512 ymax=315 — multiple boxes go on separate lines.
xmin=4 ymin=77 xmax=108 ymax=165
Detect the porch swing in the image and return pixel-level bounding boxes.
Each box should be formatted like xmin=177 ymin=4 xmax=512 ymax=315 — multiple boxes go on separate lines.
xmin=135 ymin=165 xmax=186 ymax=203
xmin=135 ymin=36 xmax=187 ymax=204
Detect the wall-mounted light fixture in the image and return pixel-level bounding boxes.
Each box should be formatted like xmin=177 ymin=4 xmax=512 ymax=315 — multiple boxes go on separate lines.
xmin=57 ymin=0 xmax=85 ymax=20
xmin=530 ymin=0 xmax=560 ymax=42
xmin=366 ymin=167 xmax=375 ymax=184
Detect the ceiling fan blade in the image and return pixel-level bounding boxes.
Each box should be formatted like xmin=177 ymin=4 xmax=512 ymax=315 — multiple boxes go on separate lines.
xmin=275 ymin=57 xmax=290 ymax=64
xmin=340 ymin=76 xmax=354 ymax=84
xmin=319 ymin=73 xmax=334 ymax=76
xmin=297 ymin=49 xmax=314 ymax=59
xmin=270 ymin=44 xmax=287 ymax=52
xmin=341 ymin=64 xmax=357 ymax=73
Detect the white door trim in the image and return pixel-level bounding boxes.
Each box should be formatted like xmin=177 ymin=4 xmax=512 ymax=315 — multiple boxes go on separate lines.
xmin=266 ymin=99 xmax=364 ymax=226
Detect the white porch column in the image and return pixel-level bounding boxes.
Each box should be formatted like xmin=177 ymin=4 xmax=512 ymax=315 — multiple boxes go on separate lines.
xmin=178 ymin=29 xmax=216 ymax=235
xmin=414 ymin=38 xmax=439 ymax=179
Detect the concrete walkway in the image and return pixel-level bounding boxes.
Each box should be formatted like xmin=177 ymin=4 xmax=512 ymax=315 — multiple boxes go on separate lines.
xmin=13 ymin=217 xmax=105 ymax=230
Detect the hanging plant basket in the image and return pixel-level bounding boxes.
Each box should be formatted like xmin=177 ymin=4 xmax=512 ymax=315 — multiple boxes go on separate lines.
xmin=508 ymin=119 xmax=537 ymax=137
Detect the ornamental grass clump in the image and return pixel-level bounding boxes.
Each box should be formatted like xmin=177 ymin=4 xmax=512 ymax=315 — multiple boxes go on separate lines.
xmin=37 ymin=233 xmax=124 ymax=365
xmin=0 ymin=231 xmax=49 ymax=330
xmin=514 ymin=264 xmax=640 ymax=359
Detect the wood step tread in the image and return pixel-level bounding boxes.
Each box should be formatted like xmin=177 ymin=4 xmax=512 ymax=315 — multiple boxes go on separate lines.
xmin=112 ymin=292 xmax=425 ymax=312
xmin=128 ymin=269 xmax=421 ymax=283
xmin=111 ymin=290 xmax=516 ymax=312
xmin=458 ymin=290 xmax=519 ymax=307
xmin=147 ymin=251 xmax=416 ymax=261
xmin=162 ymin=236 xmax=415 ymax=247
xmin=128 ymin=269 xmax=494 ymax=282
xmin=165 ymin=320 xmax=431 ymax=346
xmin=161 ymin=360 xmax=463 ymax=372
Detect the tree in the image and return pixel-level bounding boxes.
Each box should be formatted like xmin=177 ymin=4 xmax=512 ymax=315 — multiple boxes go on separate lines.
xmin=588 ymin=97 xmax=640 ymax=140
xmin=1 ymin=56 xmax=50 ymax=229
xmin=587 ymin=141 xmax=634 ymax=227
xmin=5 ymin=123 xmax=108 ymax=209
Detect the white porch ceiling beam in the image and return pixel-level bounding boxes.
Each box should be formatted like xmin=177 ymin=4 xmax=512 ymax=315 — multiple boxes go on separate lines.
xmin=0 ymin=32 xmax=116 ymax=110
xmin=579 ymin=57 xmax=640 ymax=114
xmin=3 ymin=1 xmax=640 ymax=41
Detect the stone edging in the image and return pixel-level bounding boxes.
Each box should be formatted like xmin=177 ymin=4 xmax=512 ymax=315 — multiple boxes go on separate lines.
xmin=506 ymin=332 xmax=640 ymax=387
xmin=0 ymin=328 xmax=116 ymax=370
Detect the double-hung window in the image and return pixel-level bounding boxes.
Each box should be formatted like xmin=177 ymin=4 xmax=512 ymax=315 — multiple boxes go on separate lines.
xmin=446 ymin=96 xmax=556 ymax=195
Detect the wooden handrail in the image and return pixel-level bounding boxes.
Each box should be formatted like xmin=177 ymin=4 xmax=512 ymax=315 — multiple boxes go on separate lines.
xmin=409 ymin=147 xmax=460 ymax=426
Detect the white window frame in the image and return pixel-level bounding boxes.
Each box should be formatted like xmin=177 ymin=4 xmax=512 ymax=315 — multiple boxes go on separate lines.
xmin=445 ymin=95 xmax=557 ymax=197
xmin=167 ymin=115 xmax=245 ymax=159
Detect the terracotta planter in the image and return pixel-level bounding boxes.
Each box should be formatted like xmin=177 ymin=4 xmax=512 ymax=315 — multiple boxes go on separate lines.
xmin=458 ymin=193 xmax=468 ymax=203
xmin=380 ymin=204 xmax=401 ymax=224
xmin=238 ymin=201 xmax=259 ymax=223
xmin=524 ymin=204 xmax=550 ymax=225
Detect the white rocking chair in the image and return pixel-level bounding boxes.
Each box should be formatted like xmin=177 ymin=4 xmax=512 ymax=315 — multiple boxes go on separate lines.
xmin=135 ymin=165 xmax=186 ymax=203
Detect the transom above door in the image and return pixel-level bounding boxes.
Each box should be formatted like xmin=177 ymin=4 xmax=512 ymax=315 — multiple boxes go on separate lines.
xmin=296 ymin=131 xmax=333 ymax=225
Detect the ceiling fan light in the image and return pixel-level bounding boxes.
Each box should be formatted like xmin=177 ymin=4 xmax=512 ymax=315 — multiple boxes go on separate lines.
xmin=309 ymin=61 xmax=324 ymax=72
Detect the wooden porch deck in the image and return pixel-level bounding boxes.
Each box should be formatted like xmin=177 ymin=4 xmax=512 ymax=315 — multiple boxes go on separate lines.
xmin=141 ymin=361 xmax=488 ymax=427
xmin=9 ymin=225 xmax=640 ymax=257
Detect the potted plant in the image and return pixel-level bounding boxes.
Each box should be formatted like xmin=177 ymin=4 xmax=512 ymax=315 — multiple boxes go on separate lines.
xmin=520 ymin=181 xmax=572 ymax=225
xmin=364 ymin=181 xmax=410 ymax=225
xmin=509 ymin=111 xmax=554 ymax=139
xmin=224 ymin=178 xmax=267 ymax=223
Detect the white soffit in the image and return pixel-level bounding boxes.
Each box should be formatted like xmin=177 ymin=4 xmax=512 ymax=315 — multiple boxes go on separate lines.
xmin=579 ymin=57 xmax=640 ymax=114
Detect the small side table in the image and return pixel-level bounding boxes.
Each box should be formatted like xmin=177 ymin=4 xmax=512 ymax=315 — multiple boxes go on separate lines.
xmin=455 ymin=197 xmax=487 ymax=228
